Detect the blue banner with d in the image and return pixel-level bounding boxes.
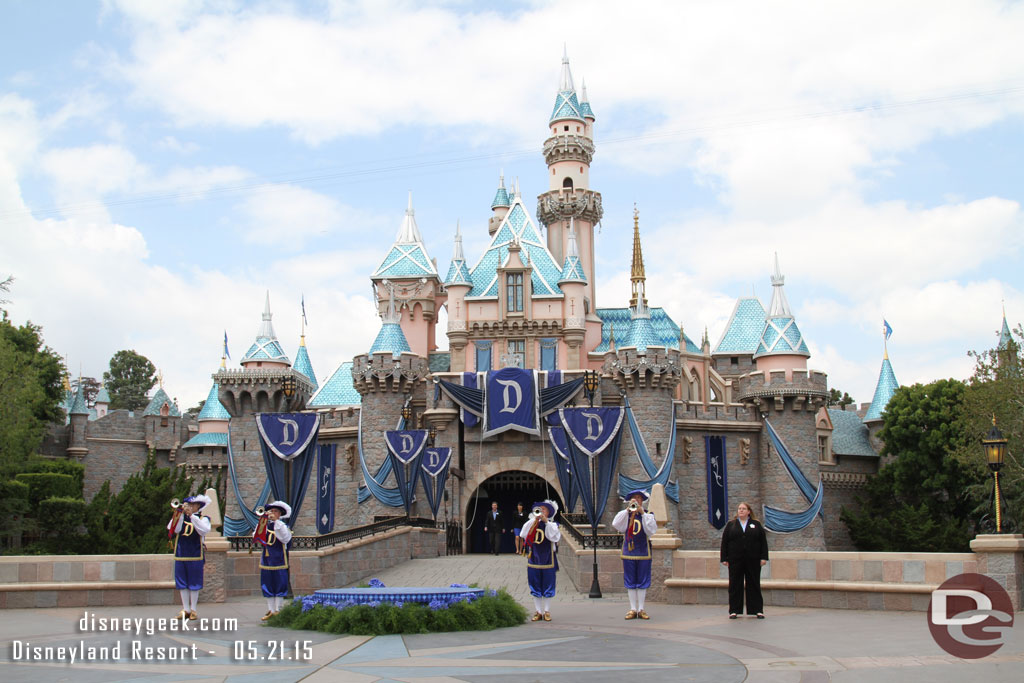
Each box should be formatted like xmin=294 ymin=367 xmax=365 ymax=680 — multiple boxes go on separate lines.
xmin=385 ymin=430 xmax=429 ymax=516
xmin=483 ymin=368 xmax=539 ymax=438
xmin=419 ymin=447 xmax=452 ymax=520
xmin=255 ymin=412 xmax=321 ymax=527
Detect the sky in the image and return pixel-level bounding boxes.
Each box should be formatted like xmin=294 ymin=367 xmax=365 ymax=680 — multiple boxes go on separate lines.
xmin=2 ymin=0 xmax=1023 ymax=410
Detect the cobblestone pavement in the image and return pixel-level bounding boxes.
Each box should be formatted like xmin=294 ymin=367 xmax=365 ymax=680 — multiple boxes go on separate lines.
xmin=1 ymin=554 xmax=1022 ymax=682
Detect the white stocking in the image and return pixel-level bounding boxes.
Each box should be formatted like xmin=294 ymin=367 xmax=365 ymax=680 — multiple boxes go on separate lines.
xmin=189 ymin=589 xmax=200 ymax=611
xmin=627 ymin=588 xmax=638 ymax=612
xmin=637 ymin=588 xmax=647 ymax=611
xmin=542 ymin=597 xmax=551 ymax=613
xmin=179 ymin=590 xmax=189 ymax=611
xmin=267 ymin=597 xmax=276 ymax=612
xmin=533 ymin=597 xmax=543 ymax=614
xmin=275 ymin=596 xmax=285 ymax=611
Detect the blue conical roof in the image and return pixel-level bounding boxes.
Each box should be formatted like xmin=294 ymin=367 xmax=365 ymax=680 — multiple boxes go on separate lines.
xmin=143 ymin=387 xmax=180 ymax=417
xmin=491 ymin=176 xmax=510 ymax=209
xmin=293 ymin=341 xmax=318 ymax=391
xmin=369 ymin=322 xmax=411 ymax=357
xmin=372 ymin=194 xmax=440 ymax=280
xmin=69 ymin=383 xmax=90 ymax=415
xmin=197 ymin=382 xmax=230 ymax=421
xmin=242 ymin=292 xmax=291 ymax=364
xmin=309 ymin=361 xmax=362 ymax=407
xmin=999 ymin=313 xmax=1013 ymax=350
xmin=550 ymin=51 xmax=586 ymax=124
xmin=95 ymin=385 xmax=111 ymax=404
xmin=864 ymin=357 xmax=899 ymax=422
xmin=753 ymin=255 xmax=810 ymax=359
xmin=444 ymin=223 xmax=472 ymax=286
xmin=714 ymin=297 xmax=767 ymax=355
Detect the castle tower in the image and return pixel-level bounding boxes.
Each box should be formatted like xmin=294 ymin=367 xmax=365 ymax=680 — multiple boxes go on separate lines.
xmin=216 ymin=296 xmax=315 ymax=531
xmin=182 ymin=353 xmax=231 ymax=470
xmin=537 ymin=49 xmax=603 ymax=331
xmin=998 ymin=306 xmax=1013 ymax=351
xmin=558 ymin=218 xmax=588 ymax=368
xmin=293 ymin=334 xmax=318 ymax=393
xmin=629 ymin=207 xmax=648 ymax=309
xmin=240 ymin=292 xmax=290 ymax=370
xmin=863 ymin=334 xmax=899 ymax=453
xmin=737 ymin=258 xmax=826 ymax=550
xmin=66 ymin=379 xmax=90 ymax=459
xmin=94 ymin=383 xmax=110 ymax=419
xmin=142 ymin=382 xmax=182 ymax=462
xmin=603 ymin=223 xmax=683 ymax=529
xmin=351 ymin=289 xmax=430 ymax=524
xmin=444 ymin=222 xmax=472 ymax=371
xmin=488 ymin=175 xmax=511 ymax=237
xmin=370 ymin=194 xmax=443 ymax=358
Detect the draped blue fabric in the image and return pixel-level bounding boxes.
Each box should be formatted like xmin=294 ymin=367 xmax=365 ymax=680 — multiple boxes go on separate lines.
xmin=356 ymin=409 xmax=404 ymax=507
xmin=763 ymin=478 xmax=825 ymax=533
xmin=545 ymin=370 xmax=562 ymax=426
xmin=462 ymin=372 xmax=479 ymax=427
xmin=761 ymin=418 xmax=824 ymax=532
xmin=256 ymin=413 xmax=321 ymax=526
xmin=223 ymin=424 xmax=272 ymax=533
xmin=560 ymin=408 xmax=624 ymax=529
xmin=705 ymin=436 xmax=728 ymax=529
xmin=548 ymin=427 xmax=579 ymax=513
xmin=418 ymin=447 xmax=452 ymax=520
xmin=764 ymin=419 xmax=818 ymax=503
xmin=483 ymin=368 xmax=539 ymax=437
xmin=616 ymin=397 xmax=680 ymax=503
xmin=437 ymin=375 xmax=586 ymax=425
xmin=316 ymin=443 xmax=336 ymax=534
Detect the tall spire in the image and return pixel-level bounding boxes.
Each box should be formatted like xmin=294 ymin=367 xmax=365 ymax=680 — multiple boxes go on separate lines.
xmin=452 ymin=221 xmax=464 ymax=261
xmin=396 ymin=191 xmax=423 ymax=244
xmin=550 ymin=48 xmax=585 ymax=123
xmin=629 ymin=205 xmax=647 ymax=308
xmin=559 ymin=216 xmax=587 ymax=284
xmin=579 ymin=78 xmax=595 ymax=119
xmin=444 ymin=221 xmax=472 ymax=286
xmin=999 ymin=303 xmax=1013 ymax=351
xmin=491 ymin=174 xmax=510 ymax=209
xmin=767 ymin=252 xmax=793 ymax=317
xmin=558 ymin=44 xmax=575 ymax=93
xmin=258 ymin=290 xmax=276 ymax=339
xmin=242 ymin=291 xmax=290 ymax=365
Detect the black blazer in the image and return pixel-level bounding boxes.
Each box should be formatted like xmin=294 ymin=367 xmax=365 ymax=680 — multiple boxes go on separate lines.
xmin=484 ymin=509 xmax=504 ymax=531
xmin=512 ymin=510 xmax=529 ymax=530
xmin=720 ymin=518 xmax=769 ymax=563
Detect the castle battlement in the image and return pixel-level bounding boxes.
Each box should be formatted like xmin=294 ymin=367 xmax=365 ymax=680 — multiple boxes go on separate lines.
xmin=352 ymin=351 xmax=428 ymax=395
xmin=735 ymin=367 xmax=828 ymax=408
xmin=604 ymin=345 xmax=683 ymax=391
xmin=214 ymin=368 xmax=314 ymax=416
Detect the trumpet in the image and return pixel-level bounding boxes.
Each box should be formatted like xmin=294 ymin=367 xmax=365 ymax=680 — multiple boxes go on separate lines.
xmin=627 ymin=500 xmax=641 ymax=513
xmin=532 ymin=506 xmax=544 ymax=517
xmin=255 ymin=506 xmax=266 ymax=516
xmin=170 ymin=498 xmax=181 ymax=509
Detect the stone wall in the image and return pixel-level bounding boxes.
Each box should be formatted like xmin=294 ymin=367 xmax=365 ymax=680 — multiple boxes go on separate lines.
xmin=665 ymin=549 xmax=979 ymax=611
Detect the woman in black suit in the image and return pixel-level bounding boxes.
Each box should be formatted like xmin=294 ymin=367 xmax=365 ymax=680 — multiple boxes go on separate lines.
xmin=719 ymin=501 xmax=769 ymax=619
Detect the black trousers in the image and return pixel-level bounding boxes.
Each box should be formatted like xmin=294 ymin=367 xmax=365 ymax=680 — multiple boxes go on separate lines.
xmin=488 ymin=531 xmax=501 ymax=554
xmin=727 ymin=560 xmax=764 ymax=614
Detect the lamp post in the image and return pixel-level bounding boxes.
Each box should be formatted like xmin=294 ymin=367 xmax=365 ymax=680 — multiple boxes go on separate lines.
xmin=982 ymin=416 xmax=1008 ymax=534
xmin=583 ymin=369 xmax=603 ymax=598
xmin=401 ymin=401 xmax=413 ymax=523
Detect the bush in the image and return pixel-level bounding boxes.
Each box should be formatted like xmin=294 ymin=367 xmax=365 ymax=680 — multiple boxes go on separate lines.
xmin=25 ymin=458 xmax=85 ymax=491
xmin=38 ymin=497 xmax=87 ymax=536
xmin=0 ymin=479 xmax=29 ymax=501
xmin=268 ymin=589 xmax=527 ymax=635
xmin=15 ymin=473 xmax=79 ymax=512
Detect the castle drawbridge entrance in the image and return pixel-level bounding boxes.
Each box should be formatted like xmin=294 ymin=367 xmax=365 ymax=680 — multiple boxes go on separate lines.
xmin=465 ymin=470 xmax=564 ymax=554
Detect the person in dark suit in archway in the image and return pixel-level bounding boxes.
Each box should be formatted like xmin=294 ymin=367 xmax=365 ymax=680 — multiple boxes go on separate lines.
xmin=483 ymin=501 xmax=505 ymax=555
xmin=720 ymin=501 xmax=769 ymax=619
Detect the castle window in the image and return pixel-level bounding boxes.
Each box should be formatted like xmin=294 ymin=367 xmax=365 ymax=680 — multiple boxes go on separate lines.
xmin=576 ymin=126 xmax=581 ymax=132
xmin=562 ymin=177 xmax=573 ymax=190
xmin=507 ymin=339 xmax=525 ymax=367
xmin=506 ymin=272 xmax=524 ymax=312
xmin=731 ymin=356 xmax=739 ymax=366
xmin=540 ymin=338 xmax=558 ymax=372
xmin=818 ymin=436 xmax=829 ymax=462
xmin=564 ymin=125 xmax=569 ymax=131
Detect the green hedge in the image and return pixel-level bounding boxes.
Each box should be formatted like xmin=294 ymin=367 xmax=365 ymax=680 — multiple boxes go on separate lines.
xmin=15 ymin=473 xmax=80 ymax=512
xmin=26 ymin=458 xmax=85 ymax=491
xmin=38 ymin=497 xmax=88 ymax=536
xmin=268 ymin=589 xmax=527 ymax=635
xmin=0 ymin=479 xmax=29 ymax=501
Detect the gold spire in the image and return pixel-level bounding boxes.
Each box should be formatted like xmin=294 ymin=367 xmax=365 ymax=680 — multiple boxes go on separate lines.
xmin=629 ymin=204 xmax=647 ymax=308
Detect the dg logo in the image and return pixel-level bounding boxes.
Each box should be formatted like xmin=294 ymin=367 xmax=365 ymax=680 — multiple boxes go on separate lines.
xmin=928 ymin=573 xmax=1014 ymax=659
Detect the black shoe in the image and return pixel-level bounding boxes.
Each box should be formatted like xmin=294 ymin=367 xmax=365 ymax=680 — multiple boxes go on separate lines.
xmin=729 ymin=614 xmax=738 ymax=619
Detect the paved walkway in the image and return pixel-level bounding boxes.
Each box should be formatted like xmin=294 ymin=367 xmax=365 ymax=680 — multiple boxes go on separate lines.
xmin=1 ymin=555 xmax=1022 ymax=682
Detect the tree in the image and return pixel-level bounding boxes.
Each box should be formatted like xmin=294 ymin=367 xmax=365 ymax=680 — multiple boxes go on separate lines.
xmin=954 ymin=323 xmax=1024 ymax=531
xmin=71 ymin=376 xmax=102 ymax=409
xmin=0 ymin=312 xmax=66 ymax=468
xmin=185 ymin=400 xmax=205 ymax=419
xmin=841 ymin=378 xmax=983 ymax=552
xmin=0 ymin=275 xmax=12 ymax=308
xmin=827 ymin=388 xmax=855 ymax=408
xmin=103 ymin=350 xmax=157 ymax=411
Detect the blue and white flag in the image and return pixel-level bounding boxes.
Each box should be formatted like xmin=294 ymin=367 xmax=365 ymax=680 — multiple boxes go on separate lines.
xmin=385 ymin=430 xmax=429 ymax=515
xmin=256 ymin=413 xmax=320 ymax=461
xmin=883 ymin=319 xmax=893 ymax=339
xmin=558 ymin=406 xmax=625 ymax=458
xmin=316 ymin=443 xmax=336 ymax=534
xmin=482 ymin=368 xmax=539 ymax=438
xmin=419 ymin=447 xmax=452 ymax=520
xmin=705 ymin=436 xmax=728 ymax=530
xmin=223 ymin=330 xmax=230 ymax=360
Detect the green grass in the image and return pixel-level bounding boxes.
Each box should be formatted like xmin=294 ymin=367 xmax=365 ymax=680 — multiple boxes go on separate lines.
xmin=267 ymin=589 xmax=527 ymax=635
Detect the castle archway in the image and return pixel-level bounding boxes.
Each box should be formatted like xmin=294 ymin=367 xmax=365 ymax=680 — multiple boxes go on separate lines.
xmin=464 ymin=470 xmax=564 ymax=554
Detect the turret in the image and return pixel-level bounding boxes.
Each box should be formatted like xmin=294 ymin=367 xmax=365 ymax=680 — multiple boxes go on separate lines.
xmin=559 ymin=218 xmax=588 ymax=368
xmin=753 ymin=254 xmax=810 ymax=378
xmin=488 ymin=174 xmax=511 ymax=236
xmin=537 ymin=49 xmax=603 ymax=324
xmin=182 ymin=353 xmax=231 ymax=457
xmin=293 ymin=336 xmax=318 ymax=393
xmin=370 ymin=194 xmax=443 ymax=358
xmin=94 ymin=383 xmax=111 ymax=419
xmin=444 ymin=222 xmax=472 ymax=371
xmin=240 ymin=292 xmax=290 ymax=370
xmin=142 ymin=382 xmax=182 ymax=461
xmin=66 ymin=379 xmax=90 ymax=458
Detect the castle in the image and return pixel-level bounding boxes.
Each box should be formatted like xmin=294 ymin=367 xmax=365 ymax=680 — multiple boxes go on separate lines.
xmin=47 ymin=53 xmax=923 ymax=553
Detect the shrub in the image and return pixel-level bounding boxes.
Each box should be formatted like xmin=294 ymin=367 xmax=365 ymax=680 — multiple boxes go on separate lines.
xmin=25 ymin=457 xmax=85 ymax=491
xmin=15 ymin=473 xmax=79 ymax=512
xmin=0 ymin=479 xmax=29 ymax=501
xmin=38 ymin=497 xmax=88 ymax=537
